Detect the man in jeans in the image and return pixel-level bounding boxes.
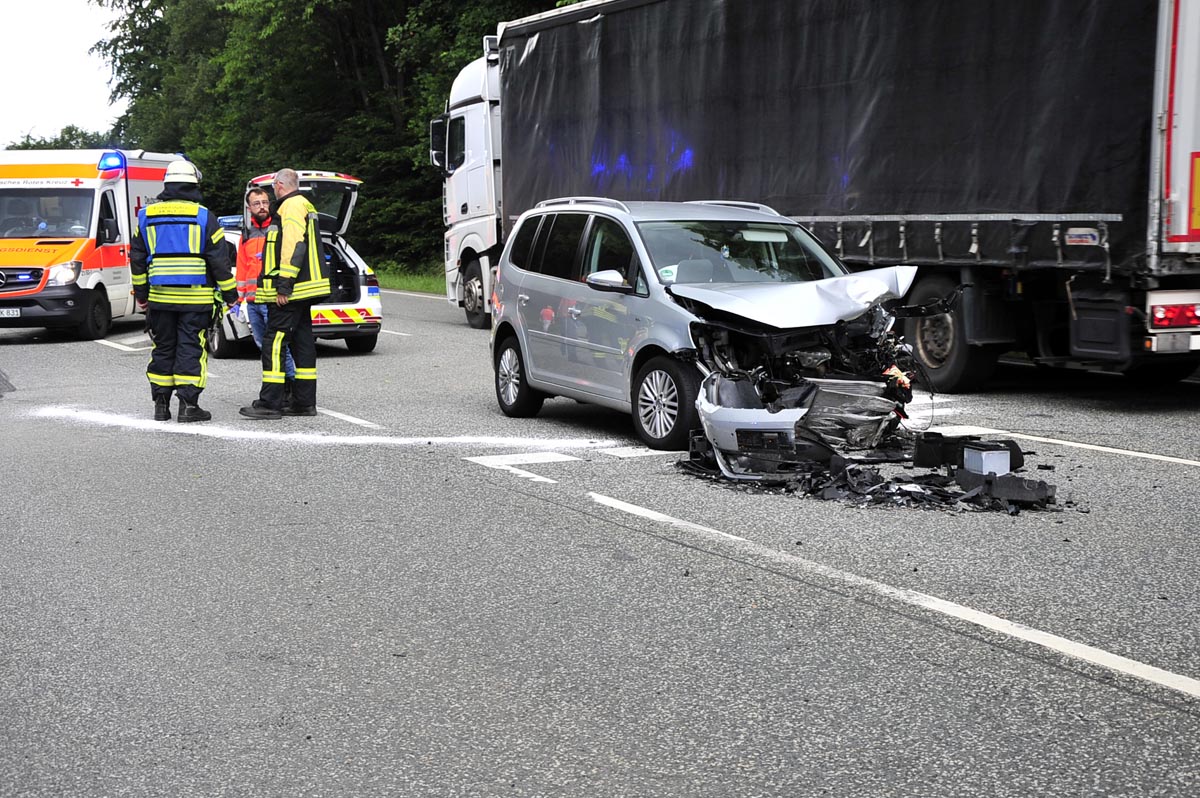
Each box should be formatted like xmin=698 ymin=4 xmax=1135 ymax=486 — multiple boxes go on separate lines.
xmin=235 ymin=187 xmax=294 ymax=395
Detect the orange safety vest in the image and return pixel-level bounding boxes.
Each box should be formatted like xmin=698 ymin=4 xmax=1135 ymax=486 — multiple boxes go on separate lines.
xmin=235 ymin=217 xmax=271 ymax=302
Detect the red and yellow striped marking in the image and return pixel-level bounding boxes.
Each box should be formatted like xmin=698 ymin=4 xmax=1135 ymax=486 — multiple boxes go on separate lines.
xmin=310 ymin=307 xmax=381 ymax=326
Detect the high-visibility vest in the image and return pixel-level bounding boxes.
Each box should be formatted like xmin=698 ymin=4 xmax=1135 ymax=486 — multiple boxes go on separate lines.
xmin=136 ymin=201 xmax=227 ymax=306
xmin=256 ymin=195 xmax=330 ymax=303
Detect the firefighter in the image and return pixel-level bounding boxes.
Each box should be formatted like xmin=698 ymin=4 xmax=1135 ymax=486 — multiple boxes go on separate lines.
xmin=130 ymin=160 xmax=237 ymax=422
xmin=235 ymin=186 xmax=295 ymax=391
xmin=239 ymin=168 xmax=331 ymax=420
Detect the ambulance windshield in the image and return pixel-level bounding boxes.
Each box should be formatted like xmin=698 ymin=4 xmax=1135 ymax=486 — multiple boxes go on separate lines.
xmin=0 ymin=189 xmax=94 ymax=238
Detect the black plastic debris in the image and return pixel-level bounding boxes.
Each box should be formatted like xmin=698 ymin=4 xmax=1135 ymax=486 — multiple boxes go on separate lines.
xmin=682 ymin=430 xmax=1060 ymax=514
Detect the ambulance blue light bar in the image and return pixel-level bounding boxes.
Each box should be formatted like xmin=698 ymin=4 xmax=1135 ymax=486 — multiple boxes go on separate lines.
xmin=97 ymin=151 xmax=126 ymax=171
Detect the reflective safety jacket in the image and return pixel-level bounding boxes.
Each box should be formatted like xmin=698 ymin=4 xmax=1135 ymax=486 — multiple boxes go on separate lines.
xmin=255 ymin=191 xmax=330 ymax=303
xmin=235 ymin=215 xmax=271 ymax=302
xmin=131 ymin=187 xmax=236 ymax=309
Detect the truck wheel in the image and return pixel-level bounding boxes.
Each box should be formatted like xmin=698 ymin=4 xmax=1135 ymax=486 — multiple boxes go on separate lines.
xmin=345 ymin=334 xmax=378 ymax=353
xmin=631 ymin=356 xmax=700 ymax=451
xmin=905 ymin=275 xmax=997 ymax=393
xmin=76 ymin=290 xmax=111 ymax=340
xmin=462 ymin=259 xmax=490 ymax=329
xmin=207 ymin=318 xmax=239 ymax=359
xmin=495 ymin=335 xmax=544 ymax=417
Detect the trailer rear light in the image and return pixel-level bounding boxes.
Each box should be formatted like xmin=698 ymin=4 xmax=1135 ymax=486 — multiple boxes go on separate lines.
xmin=1149 ymin=303 xmax=1200 ymax=328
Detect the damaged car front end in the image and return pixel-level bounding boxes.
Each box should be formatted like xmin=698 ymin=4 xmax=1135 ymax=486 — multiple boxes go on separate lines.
xmin=670 ymin=265 xmax=924 ymax=481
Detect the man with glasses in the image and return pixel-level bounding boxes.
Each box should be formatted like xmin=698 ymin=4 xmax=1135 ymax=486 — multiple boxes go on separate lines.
xmin=235 ymin=187 xmax=294 ymax=395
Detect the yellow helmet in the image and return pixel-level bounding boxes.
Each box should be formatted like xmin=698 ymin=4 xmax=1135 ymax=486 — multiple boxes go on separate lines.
xmin=164 ymin=160 xmax=202 ymax=184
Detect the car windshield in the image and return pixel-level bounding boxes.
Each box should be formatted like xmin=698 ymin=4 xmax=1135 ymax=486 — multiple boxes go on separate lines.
xmin=636 ymin=220 xmax=846 ymax=285
xmin=0 ymin=189 xmax=94 ymax=239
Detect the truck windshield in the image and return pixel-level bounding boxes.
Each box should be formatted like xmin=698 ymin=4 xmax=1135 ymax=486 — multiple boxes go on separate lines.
xmin=636 ymin=220 xmax=847 ymax=285
xmin=0 ymin=189 xmax=94 ymax=239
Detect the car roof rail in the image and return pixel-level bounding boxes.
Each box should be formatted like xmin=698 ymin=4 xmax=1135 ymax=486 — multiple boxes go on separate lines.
xmin=686 ymin=200 xmax=784 ymax=217
xmin=535 ymin=196 xmax=631 ymax=213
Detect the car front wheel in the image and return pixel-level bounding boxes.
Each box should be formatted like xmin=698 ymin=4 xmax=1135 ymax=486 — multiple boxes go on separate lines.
xmin=495 ymin=336 xmax=544 ymax=417
xmin=631 ymin=356 xmax=699 ymax=451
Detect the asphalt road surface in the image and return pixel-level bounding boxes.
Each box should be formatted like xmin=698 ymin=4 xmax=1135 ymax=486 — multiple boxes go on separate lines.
xmin=1 ymin=291 xmax=1198 ymax=797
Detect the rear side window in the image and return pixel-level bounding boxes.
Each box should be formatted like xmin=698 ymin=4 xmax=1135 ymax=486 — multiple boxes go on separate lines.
xmin=534 ymin=213 xmax=587 ymax=281
xmin=507 ymin=216 xmax=541 ymax=271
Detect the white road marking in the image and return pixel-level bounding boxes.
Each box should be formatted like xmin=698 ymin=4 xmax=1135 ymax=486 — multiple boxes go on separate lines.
xmin=381 ymin=290 xmax=444 ymax=301
xmin=597 ymin=446 xmax=675 ymax=458
xmin=589 ymin=492 xmax=1200 ymax=700
xmin=932 ymin=425 xmax=1200 ymax=468
xmin=315 ymin=408 xmax=382 ymax=428
xmin=95 ymin=339 xmax=152 ymax=353
xmin=31 ymin=406 xmax=618 ymax=449
xmin=380 ymin=329 xmax=412 ymax=337
xmin=465 ymin=452 xmax=580 ymax=484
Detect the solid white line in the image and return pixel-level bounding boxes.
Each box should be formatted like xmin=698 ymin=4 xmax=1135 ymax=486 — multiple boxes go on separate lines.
xmin=380 ymin=329 xmax=412 ymax=337
xmin=381 ymin=289 xmax=444 ymax=301
xmin=315 ymin=407 xmax=382 ymax=428
xmin=32 ymin=406 xmax=618 ymax=449
xmin=95 ymin=339 xmax=152 ymax=353
xmin=589 ymin=492 xmax=1200 ymax=700
xmin=931 ymin=424 xmax=1200 ymax=468
xmin=597 ymin=446 xmax=675 ymax=458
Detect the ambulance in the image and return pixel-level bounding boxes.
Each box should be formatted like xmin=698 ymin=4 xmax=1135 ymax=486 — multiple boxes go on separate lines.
xmin=0 ymin=149 xmax=179 ymax=339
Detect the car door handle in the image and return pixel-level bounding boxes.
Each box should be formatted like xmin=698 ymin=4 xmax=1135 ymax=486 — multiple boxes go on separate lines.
xmin=460 ymin=203 xmax=468 ymax=214
xmin=517 ymin=293 xmax=530 ymax=306
xmin=568 ymin=307 xmax=582 ymax=318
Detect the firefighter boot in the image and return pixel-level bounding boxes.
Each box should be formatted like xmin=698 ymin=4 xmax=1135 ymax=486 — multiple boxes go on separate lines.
xmin=153 ymin=396 xmax=171 ymax=422
xmin=178 ymin=398 xmax=212 ymax=423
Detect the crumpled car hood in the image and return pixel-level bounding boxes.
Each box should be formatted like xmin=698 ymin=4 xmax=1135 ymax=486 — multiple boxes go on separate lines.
xmin=669 ymin=265 xmax=918 ymax=329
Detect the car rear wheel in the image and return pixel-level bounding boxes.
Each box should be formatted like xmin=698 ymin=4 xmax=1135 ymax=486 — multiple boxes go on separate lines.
xmin=495 ymin=335 xmax=544 ymax=417
xmin=345 ymin=333 xmax=378 ymax=353
xmin=208 ymin=317 xmax=240 ymax=359
xmin=463 ymin=259 xmax=490 ymax=330
xmin=631 ymin=356 xmax=699 ymax=451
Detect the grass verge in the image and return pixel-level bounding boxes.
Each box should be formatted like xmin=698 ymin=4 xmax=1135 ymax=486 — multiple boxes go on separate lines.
xmin=375 ymin=271 xmax=444 ymax=294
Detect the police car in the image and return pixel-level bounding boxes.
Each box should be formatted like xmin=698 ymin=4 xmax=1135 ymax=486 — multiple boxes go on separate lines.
xmin=209 ymin=170 xmax=383 ymax=357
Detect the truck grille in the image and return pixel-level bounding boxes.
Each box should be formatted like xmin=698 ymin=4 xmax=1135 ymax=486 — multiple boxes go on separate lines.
xmin=0 ymin=268 xmax=43 ymax=293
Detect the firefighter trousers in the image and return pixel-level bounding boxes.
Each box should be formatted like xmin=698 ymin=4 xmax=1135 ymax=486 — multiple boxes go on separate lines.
xmin=147 ymin=306 xmax=211 ymax=403
xmin=258 ymin=299 xmax=317 ymax=409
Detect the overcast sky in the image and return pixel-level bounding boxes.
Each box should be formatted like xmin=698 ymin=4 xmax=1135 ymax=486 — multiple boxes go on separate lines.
xmin=0 ymin=0 xmax=130 ymax=147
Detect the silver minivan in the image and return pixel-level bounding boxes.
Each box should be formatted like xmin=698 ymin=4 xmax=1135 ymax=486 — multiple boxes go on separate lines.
xmin=490 ymin=198 xmax=919 ymax=451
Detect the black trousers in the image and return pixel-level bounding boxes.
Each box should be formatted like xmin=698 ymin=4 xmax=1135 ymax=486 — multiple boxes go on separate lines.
xmin=147 ymin=307 xmax=211 ymax=403
xmin=258 ymin=299 xmax=316 ymax=409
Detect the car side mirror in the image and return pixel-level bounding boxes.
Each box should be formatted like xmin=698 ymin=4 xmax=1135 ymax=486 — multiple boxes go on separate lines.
xmin=585 ymin=269 xmax=633 ymax=293
xmin=98 ymin=218 xmax=120 ymax=245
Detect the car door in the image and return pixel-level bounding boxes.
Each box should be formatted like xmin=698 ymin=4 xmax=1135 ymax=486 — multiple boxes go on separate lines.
xmin=520 ymin=212 xmax=588 ymax=390
xmin=95 ymin=189 xmax=131 ymax=312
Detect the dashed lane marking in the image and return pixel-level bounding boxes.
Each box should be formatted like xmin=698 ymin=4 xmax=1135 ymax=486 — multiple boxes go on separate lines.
xmin=31 ymin=407 xmax=618 ymax=449
xmin=380 ymin=290 xmax=444 ymax=301
xmin=315 ymin=407 xmax=381 ymax=428
xmin=380 ymin=329 xmax=412 ymax=337
xmin=597 ymin=446 xmax=675 ymax=458
xmin=932 ymin=424 xmax=1200 ymax=468
xmin=465 ymin=452 xmax=581 ymax=484
xmin=589 ymin=492 xmax=1200 ymax=700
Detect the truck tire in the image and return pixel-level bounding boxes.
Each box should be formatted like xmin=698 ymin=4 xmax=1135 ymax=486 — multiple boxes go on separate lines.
xmin=462 ymin=259 xmax=490 ymax=329
xmin=76 ymin=289 xmax=111 ymax=340
xmin=904 ymin=274 xmax=998 ymax=393
xmin=495 ymin=335 xmax=544 ymax=417
xmin=631 ymin=356 xmax=700 ymax=451
xmin=207 ymin=318 xmax=239 ymax=359
xmin=345 ymin=333 xmax=378 ymax=353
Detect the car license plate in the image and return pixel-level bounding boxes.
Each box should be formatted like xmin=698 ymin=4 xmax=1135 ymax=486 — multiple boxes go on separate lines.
xmin=1156 ymin=332 xmax=1190 ymax=352
xmin=0 ymin=308 xmax=19 ymax=318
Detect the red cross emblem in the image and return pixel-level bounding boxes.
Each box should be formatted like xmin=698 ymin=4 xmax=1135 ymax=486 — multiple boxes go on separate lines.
xmin=70 ymin=179 xmax=84 ymax=186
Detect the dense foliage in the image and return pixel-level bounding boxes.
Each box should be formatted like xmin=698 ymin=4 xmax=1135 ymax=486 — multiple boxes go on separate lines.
xmin=13 ymin=0 xmax=574 ymax=272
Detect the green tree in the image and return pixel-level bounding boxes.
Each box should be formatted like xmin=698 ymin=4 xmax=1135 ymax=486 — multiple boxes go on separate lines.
xmin=6 ymin=125 xmax=116 ymax=150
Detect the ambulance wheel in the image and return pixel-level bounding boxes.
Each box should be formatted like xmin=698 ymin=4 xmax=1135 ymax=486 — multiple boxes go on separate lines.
xmin=76 ymin=290 xmax=111 ymax=340
xmin=463 ymin=259 xmax=490 ymax=330
xmin=904 ymin=274 xmax=998 ymax=393
xmin=345 ymin=334 xmax=378 ymax=353
xmin=208 ymin=319 xmax=239 ymax=359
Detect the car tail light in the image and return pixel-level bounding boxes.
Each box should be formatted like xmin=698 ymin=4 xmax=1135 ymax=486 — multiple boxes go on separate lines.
xmin=1150 ymin=304 xmax=1200 ymax=329
xmin=365 ymin=272 xmax=379 ymax=287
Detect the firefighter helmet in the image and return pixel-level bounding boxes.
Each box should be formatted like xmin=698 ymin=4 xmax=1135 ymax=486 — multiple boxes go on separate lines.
xmin=164 ymin=160 xmax=202 ymax=184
